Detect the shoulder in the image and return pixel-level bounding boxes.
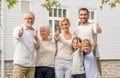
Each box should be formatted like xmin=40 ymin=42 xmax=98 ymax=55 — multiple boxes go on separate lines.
xmin=14 ymin=24 xmax=24 ymax=30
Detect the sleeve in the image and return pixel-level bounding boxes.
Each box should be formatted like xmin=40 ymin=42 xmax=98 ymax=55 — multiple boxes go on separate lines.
xmin=92 ymin=46 xmax=96 ymax=56
xmin=73 ymin=28 xmax=78 ymax=36
xmin=92 ymin=24 xmax=97 ymax=34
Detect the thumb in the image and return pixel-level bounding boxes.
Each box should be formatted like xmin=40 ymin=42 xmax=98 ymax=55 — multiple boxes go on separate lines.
xmin=36 ymin=30 xmax=38 ymax=34
xmin=21 ymin=27 xmax=23 ymax=31
xmin=57 ymin=27 xmax=61 ymax=33
xmin=96 ymin=23 xmax=99 ymax=27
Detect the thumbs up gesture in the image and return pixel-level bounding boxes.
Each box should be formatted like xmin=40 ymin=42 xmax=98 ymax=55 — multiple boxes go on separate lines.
xmin=33 ymin=29 xmax=38 ymax=41
xmin=18 ymin=27 xmax=24 ymax=37
xmin=54 ymin=27 xmax=60 ymax=41
xmin=96 ymin=23 xmax=102 ymax=33
xmin=55 ymin=27 xmax=60 ymax=37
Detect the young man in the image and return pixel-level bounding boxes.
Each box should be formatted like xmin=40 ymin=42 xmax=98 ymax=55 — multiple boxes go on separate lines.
xmin=74 ymin=7 xmax=102 ymax=75
xmin=13 ymin=12 xmax=39 ymax=78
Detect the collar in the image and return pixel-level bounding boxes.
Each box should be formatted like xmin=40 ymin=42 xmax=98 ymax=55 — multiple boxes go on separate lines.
xmin=21 ymin=24 xmax=34 ymax=31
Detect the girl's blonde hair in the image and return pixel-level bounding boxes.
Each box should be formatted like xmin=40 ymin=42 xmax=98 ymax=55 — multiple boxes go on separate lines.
xmin=59 ymin=17 xmax=70 ymax=27
xmin=81 ymin=39 xmax=91 ymax=47
xmin=71 ymin=36 xmax=82 ymax=52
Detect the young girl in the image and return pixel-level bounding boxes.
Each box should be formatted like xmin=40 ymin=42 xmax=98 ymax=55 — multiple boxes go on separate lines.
xmin=81 ymin=39 xmax=101 ymax=78
xmin=71 ymin=36 xmax=86 ymax=78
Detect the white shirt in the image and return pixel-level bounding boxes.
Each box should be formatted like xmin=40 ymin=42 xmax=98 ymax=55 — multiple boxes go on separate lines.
xmin=74 ymin=23 xmax=97 ymax=43
xmin=13 ymin=24 xmax=37 ymax=67
xmin=55 ymin=34 xmax=73 ymax=61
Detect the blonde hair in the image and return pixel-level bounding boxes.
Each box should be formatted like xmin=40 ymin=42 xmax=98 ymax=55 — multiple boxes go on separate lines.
xmin=59 ymin=17 xmax=70 ymax=27
xmin=81 ymin=39 xmax=91 ymax=47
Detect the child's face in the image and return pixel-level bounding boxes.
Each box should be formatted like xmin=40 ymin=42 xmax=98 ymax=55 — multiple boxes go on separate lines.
xmin=72 ymin=39 xmax=79 ymax=50
xmin=82 ymin=44 xmax=91 ymax=53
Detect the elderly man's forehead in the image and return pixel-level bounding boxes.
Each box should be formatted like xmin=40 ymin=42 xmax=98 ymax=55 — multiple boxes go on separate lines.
xmin=24 ymin=12 xmax=35 ymax=18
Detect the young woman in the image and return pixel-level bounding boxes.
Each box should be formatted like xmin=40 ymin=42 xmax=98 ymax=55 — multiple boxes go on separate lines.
xmin=54 ymin=18 xmax=73 ymax=78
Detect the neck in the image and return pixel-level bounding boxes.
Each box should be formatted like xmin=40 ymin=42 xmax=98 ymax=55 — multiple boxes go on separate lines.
xmin=81 ymin=22 xmax=89 ymax=26
xmin=27 ymin=26 xmax=32 ymax=30
xmin=42 ymin=37 xmax=49 ymax=41
xmin=63 ymin=31 xmax=70 ymax=34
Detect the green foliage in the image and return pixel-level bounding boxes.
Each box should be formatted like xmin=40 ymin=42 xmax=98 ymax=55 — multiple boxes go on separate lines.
xmin=100 ymin=0 xmax=120 ymax=9
xmin=41 ymin=0 xmax=61 ymax=12
xmin=6 ymin=0 xmax=17 ymax=9
xmin=2 ymin=0 xmax=120 ymax=10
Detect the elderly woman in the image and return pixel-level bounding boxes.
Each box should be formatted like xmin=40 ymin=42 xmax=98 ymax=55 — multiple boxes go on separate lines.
xmin=35 ymin=26 xmax=57 ymax=78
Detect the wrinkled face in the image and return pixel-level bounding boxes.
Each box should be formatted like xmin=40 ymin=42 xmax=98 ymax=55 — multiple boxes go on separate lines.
xmin=60 ymin=21 xmax=70 ymax=32
xmin=78 ymin=10 xmax=89 ymax=24
xmin=72 ymin=39 xmax=79 ymax=50
xmin=40 ymin=27 xmax=49 ymax=39
xmin=82 ymin=44 xmax=91 ymax=53
xmin=24 ymin=13 xmax=35 ymax=28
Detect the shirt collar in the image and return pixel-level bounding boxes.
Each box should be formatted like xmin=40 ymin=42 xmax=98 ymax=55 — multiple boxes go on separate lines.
xmin=21 ymin=24 xmax=34 ymax=31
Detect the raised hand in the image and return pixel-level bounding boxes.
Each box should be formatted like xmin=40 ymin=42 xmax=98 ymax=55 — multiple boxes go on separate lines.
xmin=33 ymin=29 xmax=38 ymax=41
xmin=93 ymin=41 xmax=97 ymax=47
xmin=18 ymin=27 xmax=24 ymax=37
xmin=54 ymin=27 xmax=60 ymax=41
xmin=77 ymin=40 xmax=81 ymax=48
xmin=96 ymin=23 xmax=102 ymax=33
xmin=55 ymin=27 xmax=60 ymax=37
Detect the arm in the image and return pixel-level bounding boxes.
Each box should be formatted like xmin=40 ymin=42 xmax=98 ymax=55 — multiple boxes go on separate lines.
xmin=92 ymin=41 xmax=97 ymax=56
xmin=54 ymin=30 xmax=60 ymax=41
xmin=33 ymin=30 xmax=40 ymax=49
xmin=34 ymin=38 xmax=40 ymax=49
xmin=13 ymin=26 xmax=23 ymax=39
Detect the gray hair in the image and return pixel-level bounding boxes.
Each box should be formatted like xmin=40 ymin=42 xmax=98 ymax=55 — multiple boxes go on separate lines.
xmin=40 ymin=25 xmax=50 ymax=34
xmin=24 ymin=11 xmax=35 ymax=19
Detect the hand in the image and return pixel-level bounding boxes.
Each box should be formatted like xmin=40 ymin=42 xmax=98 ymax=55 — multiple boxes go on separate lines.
xmin=18 ymin=27 xmax=23 ymax=37
xmin=77 ymin=40 xmax=81 ymax=48
xmin=55 ymin=28 xmax=60 ymax=38
xmin=54 ymin=28 xmax=60 ymax=41
xmin=33 ymin=29 xmax=38 ymax=41
xmin=93 ymin=41 xmax=97 ymax=47
xmin=96 ymin=23 xmax=102 ymax=33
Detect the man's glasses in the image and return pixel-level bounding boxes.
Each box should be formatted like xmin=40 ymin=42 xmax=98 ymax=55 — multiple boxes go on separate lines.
xmin=25 ymin=17 xmax=35 ymax=20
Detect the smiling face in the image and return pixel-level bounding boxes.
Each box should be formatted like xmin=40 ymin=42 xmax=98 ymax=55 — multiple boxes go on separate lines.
xmin=78 ymin=8 xmax=89 ymax=25
xmin=24 ymin=12 xmax=35 ymax=28
xmin=82 ymin=43 xmax=91 ymax=53
xmin=59 ymin=18 xmax=70 ymax=32
xmin=72 ymin=37 xmax=82 ymax=52
xmin=81 ymin=39 xmax=91 ymax=54
xmin=72 ymin=39 xmax=78 ymax=51
xmin=40 ymin=26 xmax=49 ymax=40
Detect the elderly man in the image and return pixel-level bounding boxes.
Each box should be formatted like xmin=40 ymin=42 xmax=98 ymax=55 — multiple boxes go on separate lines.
xmin=13 ymin=12 xmax=38 ymax=78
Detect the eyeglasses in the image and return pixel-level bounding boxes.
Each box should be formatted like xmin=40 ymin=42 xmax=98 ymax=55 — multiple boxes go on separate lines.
xmin=25 ymin=17 xmax=35 ymax=20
